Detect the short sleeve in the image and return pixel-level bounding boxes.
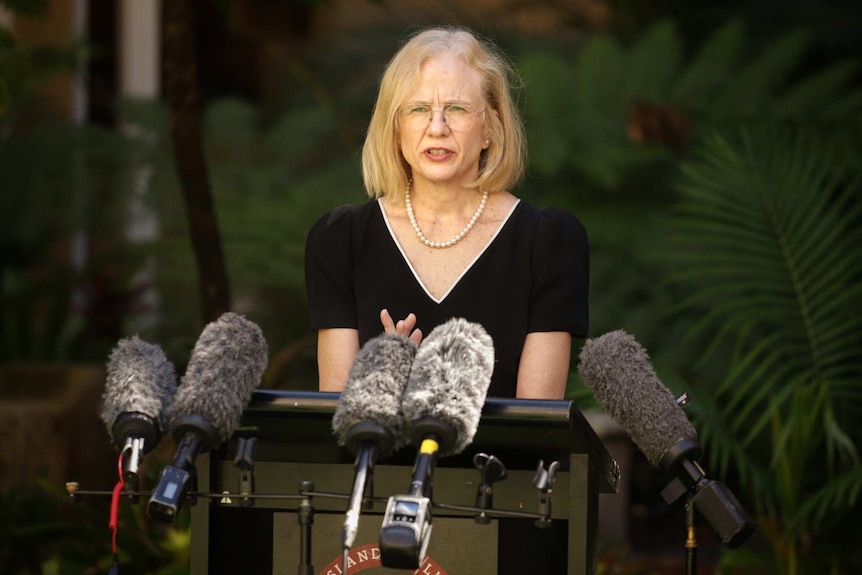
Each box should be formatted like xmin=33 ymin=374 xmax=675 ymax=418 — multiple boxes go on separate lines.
xmin=528 ymin=208 xmax=589 ymax=337
xmin=305 ymin=206 xmax=358 ymax=329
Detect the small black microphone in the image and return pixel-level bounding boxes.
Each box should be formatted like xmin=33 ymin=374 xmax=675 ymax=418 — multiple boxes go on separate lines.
xmin=101 ymin=336 xmax=178 ymax=494
xmin=331 ymin=332 xmax=417 ymax=556
xmin=578 ymin=329 xmax=755 ymax=548
xmin=379 ymin=318 xmax=494 ymax=570
xmin=148 ymin=312 xmax=268 ymax=523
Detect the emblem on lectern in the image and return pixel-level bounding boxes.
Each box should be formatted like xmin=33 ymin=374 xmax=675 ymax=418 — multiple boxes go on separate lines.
xmin=320 ymin=543 xmax=448 ymax=575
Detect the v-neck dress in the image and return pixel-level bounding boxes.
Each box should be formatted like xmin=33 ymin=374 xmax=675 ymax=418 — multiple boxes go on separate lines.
xmin=304 ymin=198 xmax=589 ymax=398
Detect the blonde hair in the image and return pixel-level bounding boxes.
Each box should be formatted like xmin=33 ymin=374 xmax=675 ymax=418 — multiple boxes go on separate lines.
xmin=361 ymin=26 xmax=527 ymax=202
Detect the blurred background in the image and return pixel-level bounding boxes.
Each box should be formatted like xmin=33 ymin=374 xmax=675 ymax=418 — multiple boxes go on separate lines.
xmin=1 ymin=0 xmax=861 ymax=573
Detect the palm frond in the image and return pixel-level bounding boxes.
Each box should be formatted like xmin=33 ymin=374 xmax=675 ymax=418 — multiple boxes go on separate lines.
xmin=712 ymin=29 xmax=812 ymax=117
xmin=624 ymin=19 xmax=682 ymax=100
xmin=789 ymin=466 xmax=862 ymax=531
xmin=773 ymin=59 xmax=861 ymax=120
xmin=669 ymin=19 xmax=746 ymax=104
xmin=661 ymin=123 xmax=862 ymax=543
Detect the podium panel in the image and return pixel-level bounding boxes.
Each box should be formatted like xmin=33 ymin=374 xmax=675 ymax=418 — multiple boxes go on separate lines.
xmin=190 ymin=391 xmax=619 ymax=575
xmin=275 ymin=513 xmax=499 ymax=574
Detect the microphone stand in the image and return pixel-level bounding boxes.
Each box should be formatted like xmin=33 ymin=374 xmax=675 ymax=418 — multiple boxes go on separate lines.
xmin=339 ymin=420 xmax=392 ymax=573
xmin=342 ymin=444 xmax=378 ymax=574
xmin=676 ymin=393 xmax=697 ymax=575
xmin=297 ymin=481 xmax=315 ymax=575
xmin=685 ymin=496 xmax=697 ymax=575
xmin=378 ymin=429 xmax=446 ymax=570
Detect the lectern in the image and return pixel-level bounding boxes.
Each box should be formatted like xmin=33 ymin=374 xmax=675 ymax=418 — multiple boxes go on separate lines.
xmin=189 ymin=391 xmax=619 ymax=575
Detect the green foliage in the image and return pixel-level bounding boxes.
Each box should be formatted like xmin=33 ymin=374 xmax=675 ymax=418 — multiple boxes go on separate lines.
xmin=519 ymin=18 xmax=862 ymax=199
xmin=0 ymin=121 xmax=146 ymax=361
xmin=0 ymin=470 xmax=190 ymax=575
xmin=2 ymin=11 xmax=860 ymax=571
xmin=660 ymin=125 xmax=862 ymax=574
xmin=623 ymin=19 xmax=683 ymax=101
xmin=520 ymin=37 xmax=655 ymax=189
xmin=1 ymin=267 xmax=84 ymax=361
xmin=0 ymin=24 xmax=85 ymax=123
xmin=111 ymin=95 xmax=362 ymax=377
xmin=520 ymin=16 xmax=862 ymax=398
xmin=668 ymin=20 xmax=745 ymax=104
xmin=0 ymin=0 xmax=49 ymax=18
xmin=514 ymin=15 xmax=862 ymax=572
xmin=0 ymin=0 xmax=132 ymax=362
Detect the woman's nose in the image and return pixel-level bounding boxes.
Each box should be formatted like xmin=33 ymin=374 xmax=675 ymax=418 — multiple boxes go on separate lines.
xmin=427 ymin=109 xmax=450 ymax=134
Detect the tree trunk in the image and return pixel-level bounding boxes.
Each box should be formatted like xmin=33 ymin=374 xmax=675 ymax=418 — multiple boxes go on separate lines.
xmin=162 ymin=0 xmax=230 ymax=324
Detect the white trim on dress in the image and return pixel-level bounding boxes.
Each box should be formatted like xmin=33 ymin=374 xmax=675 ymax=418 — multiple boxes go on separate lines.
xmin=377 ymin=198 xmax=521 ymax=304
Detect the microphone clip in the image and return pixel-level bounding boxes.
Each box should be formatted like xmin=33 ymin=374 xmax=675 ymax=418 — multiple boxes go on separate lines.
xmin=532 ymin=459 xmax=559 ymax=529
xmin=233 ymin=437 xmax=258 ymax=507
xmin=121 ymin=436 xmax=146 ymax=502
xmin=473 ymin=453 xmax=507 ymax=524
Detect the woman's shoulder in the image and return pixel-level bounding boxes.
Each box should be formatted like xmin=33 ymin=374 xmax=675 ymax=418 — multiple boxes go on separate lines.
xmin=313 ymin=200 xmax=378 ymax=228
xmin=307 ymin=200 xmax=380 ymax=239
xmin=511 ymin=199 xmax=587 ymax=240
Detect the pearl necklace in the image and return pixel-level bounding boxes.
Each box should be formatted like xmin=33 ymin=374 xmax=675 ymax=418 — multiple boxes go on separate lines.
xmin=404 ymin=180 xmax=489 ymax=249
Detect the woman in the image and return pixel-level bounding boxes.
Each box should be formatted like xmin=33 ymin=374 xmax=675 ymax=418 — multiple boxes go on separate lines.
xmin=305 ymin=25 xmax=589 ymax=399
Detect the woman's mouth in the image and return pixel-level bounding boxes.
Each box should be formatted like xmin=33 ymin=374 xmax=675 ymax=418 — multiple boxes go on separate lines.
xmin=424 ymin=148 xmax=453 ymax=159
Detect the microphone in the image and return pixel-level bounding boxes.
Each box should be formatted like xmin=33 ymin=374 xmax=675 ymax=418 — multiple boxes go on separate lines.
xmin=578 ymin=329 xmax=755 ymax=548
xmin=331 ymin=332 xmax=417 ymax=565
xmin=101 ymin=336 xmax=178 ymax=495
xmin=379 ymin=318 xmax=495 ymax=570
xmin=147 ymin=312 xmax=268 ymax=523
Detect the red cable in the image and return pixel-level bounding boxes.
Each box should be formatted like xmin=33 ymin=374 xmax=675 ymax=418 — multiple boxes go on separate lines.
xmin=109 ymin=451 xmax=126 ymax=555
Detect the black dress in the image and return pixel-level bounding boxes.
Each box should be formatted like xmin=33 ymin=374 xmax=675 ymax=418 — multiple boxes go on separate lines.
xmin=304 ymin=198 xmax=589 ymax=398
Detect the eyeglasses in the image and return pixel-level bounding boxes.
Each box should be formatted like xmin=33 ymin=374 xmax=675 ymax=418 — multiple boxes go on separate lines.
xmin=399 ymin=103 xmax=485 ymax=132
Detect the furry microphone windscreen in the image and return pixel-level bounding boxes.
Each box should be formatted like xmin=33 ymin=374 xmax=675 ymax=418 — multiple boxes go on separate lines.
xmin=401 ymin=318 xmax=495 ymax=456
xmin=577 ymin=329 xmax=697 ymax=466
xmin=169 ymin=312 xmax=269 ymax=444
xmin=331 ymin=332 xmax=418 ymax=454
xmin=102 ymin=336 xmax=178 ymax=443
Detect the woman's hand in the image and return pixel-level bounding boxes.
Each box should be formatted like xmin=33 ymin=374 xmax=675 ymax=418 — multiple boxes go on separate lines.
xmin=380 ymin=309 xmax=423 ymax=345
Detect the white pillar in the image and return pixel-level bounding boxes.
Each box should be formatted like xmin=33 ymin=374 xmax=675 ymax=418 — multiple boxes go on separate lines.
xmin=117 ymin=0 xmax=161 ymax=244
xmin=117 ymin=0 xmax=162 ymax=332
xmin=118 ymin=0 xmax=161 ymax=99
